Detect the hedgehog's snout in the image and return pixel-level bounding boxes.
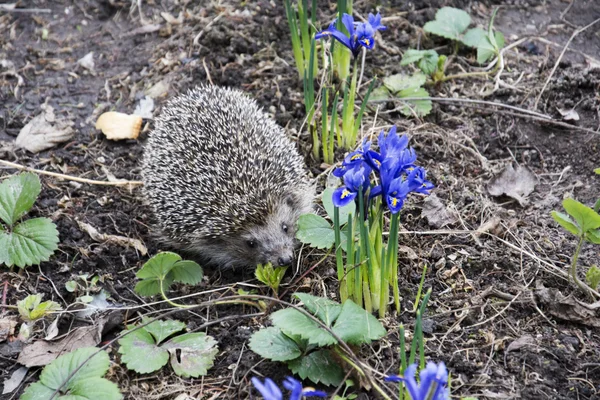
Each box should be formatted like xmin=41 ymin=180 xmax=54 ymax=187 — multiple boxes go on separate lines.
xmin=269 ymin=247 xmax=294 ymax=267
xmin=276 ymin=255 xmax=292 ymax=267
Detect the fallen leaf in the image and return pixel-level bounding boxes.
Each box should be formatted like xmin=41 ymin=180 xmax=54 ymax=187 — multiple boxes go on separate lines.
xmin=535 ymin=283 xmax=600 ymax=327
xmin=77 ymin=220 xmax=147 ymax=255
xmin=95 ymin=111 xmax=142 ymax=140
xmin=133 ymin=96 xmax=154 ymax=119
xmin=145 ymin=78 xmax=170 ymax=99
xmin=505 ymin=335 xmax=535 ymax=354
xmin=17 ymin=325 xmax=101 ymax=367
xmin=15 ymin=105 xmax=75 ymax=153
xmin=557 ymin=107 xmax=579 ymax=121
xmin=421 ymin=194 xmax=458 ymax=228
xmin=77 ymin=52 xmax=95 ymax=71
xmin=0 ymin=317 xmax=17 ymax=342
xmin=487 ymin=162 xmax=538 ymax=206
xmin=2 ymin=366 xmax=28 ymax=395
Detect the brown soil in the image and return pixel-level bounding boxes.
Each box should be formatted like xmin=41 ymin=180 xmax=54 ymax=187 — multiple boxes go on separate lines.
xmin=1 ymin=0 xmax=599 ymax=399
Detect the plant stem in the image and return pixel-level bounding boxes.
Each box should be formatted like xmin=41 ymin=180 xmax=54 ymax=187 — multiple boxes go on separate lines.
xmin=571 ymin=235 xmax=593 ymax=299
xmin=334 ymin=348 xmax=393 ymax=400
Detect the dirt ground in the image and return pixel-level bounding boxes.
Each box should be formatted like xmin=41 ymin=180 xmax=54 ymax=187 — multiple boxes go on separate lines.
xmin=1 ymin=0 xmax=600 ymax=399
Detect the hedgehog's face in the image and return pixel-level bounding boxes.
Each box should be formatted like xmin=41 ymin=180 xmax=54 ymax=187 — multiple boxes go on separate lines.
xmin=225 ymin=192 xmax=312 ymax=268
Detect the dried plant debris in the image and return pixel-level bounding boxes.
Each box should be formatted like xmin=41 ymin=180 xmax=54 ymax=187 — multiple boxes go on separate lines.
xmin=95 ymin=111 xmax=142 ymax=140
xmin=421 ymin=194 xmax=458 ymax=228
xmin=15 ymin=105 xmax=74 ymax=153
xmin=535 ymin=284 xmax=600 ymax=327
xmin=487 ymin=162 xmax=538 ymax=206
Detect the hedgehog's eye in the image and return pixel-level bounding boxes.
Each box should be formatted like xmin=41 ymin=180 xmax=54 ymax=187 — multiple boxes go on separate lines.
xmin=246 ymin=240 xmax=256 ymax=248
xmin=282 ymin=223 xmax=288 ymax=233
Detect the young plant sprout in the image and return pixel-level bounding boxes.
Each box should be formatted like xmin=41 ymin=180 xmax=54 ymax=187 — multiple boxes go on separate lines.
xmin=251 ymin=376 xmax=327 ymax=400
xmin=385 ymin=362 xmax=450 ymax=400
xmin=332 ymin=126 xmax=434 ymax=316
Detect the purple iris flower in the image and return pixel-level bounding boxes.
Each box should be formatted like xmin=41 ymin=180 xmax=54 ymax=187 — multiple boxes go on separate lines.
xmin=252 ymin=377 xmax=327 ymax=400
xmin=332 ymin=164 xmax=371 ymax=207
xmin=407 ymin=167 xmax=435 ymax=195
xmin=315 ymin=13 xmax=386 ymax=57
xmin=385 ymin=362 xmax=450 ymax=400
xmin=384 ymin=176 xmax=411 ymax=214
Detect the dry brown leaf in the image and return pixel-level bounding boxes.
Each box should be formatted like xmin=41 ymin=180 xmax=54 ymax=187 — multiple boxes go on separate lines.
xmin=487 ymin=162 xmax=538 ymax=206
xmin=0 ymin=317 xmax=17 ymax=342
xmin=95 ymin=111 xmax=142 ymax=140
xmin=421 ymin=194 xmax=458 ymax=228
xmin=535 ymin=283 xmax=600 ymax=327
xmin=16 ymin=104 xmax=75 ymax=153
xmin=77 ymin=220 xmax=147 ymax=255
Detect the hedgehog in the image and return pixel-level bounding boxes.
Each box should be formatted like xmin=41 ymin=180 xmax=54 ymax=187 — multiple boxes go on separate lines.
xmin=142 ymin=85 xmax=314 ymax=269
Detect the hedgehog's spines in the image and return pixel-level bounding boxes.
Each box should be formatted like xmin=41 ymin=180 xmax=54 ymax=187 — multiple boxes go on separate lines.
xmin=142 ymin=85 xmax=314 ymax=268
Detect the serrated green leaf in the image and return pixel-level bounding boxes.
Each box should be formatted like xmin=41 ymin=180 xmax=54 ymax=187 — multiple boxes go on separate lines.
xmin=136 ymin=252 xmax=181 ymax=280
xmin=162 ymin=333 xmax=218 ymax=378
xmin=424 ymin=7 xmax=471 ymax=41
xmin=0 ymin=172 xmax=41 ymax=226
xmin=383 ymin=73 xmax=426 ymax=93
xmin=400 ymin=50 xmax=439 ymax=76
xmin=462 ymin=27 xmax=486 ymax=48
xmin=134 ymin=275 xmax=174 ymax=297
xmin=255 ymin=262 xmax=287 ymax=292
xmin=248 ymin=326 xmax=302 ymax=361
xmin=398 ymin=87 xmax=432 ymax=117
xmin=322 ymin=188 xmax=355 ymax=225
xmin=0 ymin=217 xmax=59 ymax=268
xmin=296 ymin=214 xmax=335 ymax=249
xmin=288 ymin=349 xmax=344 ymax=386
xmin=293 ymin=293 xmax=342 ymax=326
xmin=29 ymin=300 xmax=62 ymax=320
xmin=143 ymin=318 xmax=186 ymax=344
xmin=20 ymin=381 xmax=56 ymax=400
xmin=563 ymin=198 xmax=600 ymax=234
xmin=67 ymin=377 xmax=123 ymax=400
xmin=39 ymin=347 xmax=110 ymax=392
xmin=17 ymin=294 xmax=61 ymax=321
xmin=170 ymin=260 xmax=203 ymax=285
xmin=586 ymin=265 xmax=600 ymax=289
xmin=271 ymin=308 xmax=336 ymax=347
xmin=118 ymin=327 xmax=169 ymax=374
xmin=369 ymin=86 xmax=391 ymax=102
xmin=551 ymin=211 xmax=580 ymax=236
xmin=332 ymin=300 xmax=386 ymax=345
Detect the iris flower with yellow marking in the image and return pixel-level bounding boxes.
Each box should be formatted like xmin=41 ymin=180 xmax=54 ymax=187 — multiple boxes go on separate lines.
xmin=315 ymin=13 xmax=386 ymax=57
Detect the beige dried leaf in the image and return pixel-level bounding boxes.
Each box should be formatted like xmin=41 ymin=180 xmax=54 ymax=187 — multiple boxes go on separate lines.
xmin=95 ymin=111 xmax=142 ymax=140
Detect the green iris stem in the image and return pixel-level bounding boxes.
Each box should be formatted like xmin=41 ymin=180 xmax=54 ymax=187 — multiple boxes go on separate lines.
xmin=346 ymin=212 xmax=355 ymax=302
xmin=283 ymin=0 xmax=304 ymax=79
xmin=357 ymin=187 xmax=373 ymax=313
xmin=333 ymin=347 xmax=393 ymax=400
xmin=412 ymin=264 xmax=427 ymax=313
xmin=399 ymin=324 xmax=407 ymax=400
xmin=334 ymin=206 xmax=343 ymax=282
xmin=342 ymin=57 xmax=359 ymax=149
xmin=388 ymin=212 xmax=401 ymax=311
xmin=378 ymin=246 xmax=387 ymax=318
xmin=317 ymin=87 xmax=328 ymax=162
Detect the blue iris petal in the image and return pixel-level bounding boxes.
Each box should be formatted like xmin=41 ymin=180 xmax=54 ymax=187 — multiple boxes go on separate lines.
xmin=385 ymin=362 xmax=450 ymax=400
xmin=341 ymin=13 xmax=355 ymax=37
xmin=368 ymin=13 xmax=387 ymax=31
xmin=302 ymin=388 xmax=328 ymax=398
xmin=251 ymin=377 xmax=283 ymax=400
xmin=283 ymin=377 xmax=302 ymax=400
xmin=386 ymin=178 xmax=410 ymax=214
xmin=315 ymin=12 xmax=382 ymax=57
xmin=408 ymin=167 xmax=434 ymax=194
xmin=333 ymin=186 xmax=357 ymax=207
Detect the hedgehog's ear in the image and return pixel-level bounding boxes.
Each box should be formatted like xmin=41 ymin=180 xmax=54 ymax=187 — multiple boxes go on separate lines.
xmin=284 ymin=192 xmax=299 ymax=208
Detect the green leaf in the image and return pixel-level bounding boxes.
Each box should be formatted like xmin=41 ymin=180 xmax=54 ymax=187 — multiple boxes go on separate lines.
xmin=585 ymin=265 xmax=600 ymax=289
xmin=118 ymin=327 xmax=169 ymax=374
xmin=477 ymin=34 xmax=499 ymax=64
xmin=398 ymin=87 xmax=432 ymax=117
xmin=67 ymin=377 xmax=123 ymax=400
xmin=563 ymin=198 xmax=600 ymax=233
xmin=248 ymin=326 xmax=302 ymax=361
xmin=288 ymin=349 xmax=344 ymax=386
xmin=322 ymin=188 xmax=354 ymax=225
xmin=0 ymin=217 xmax=59 ymax=268
xmin=400 ymin=49 xmax=439 ymax=76
xmin=271 ymin=308 xmax=336 ymax=347
xmin=169 ymin=260 xmax=203 ymax=285
xmin=461 ymin=27 xmax=486 ymax=48
xmin=296 ymin=214 xmax=335 ymax=249
xmin=39 ymin=347 xmax=110 ymax=391
xmin=594 ymin=168 xmax=600 ymax=174
xmin=65 ymin=281 xmax=78 ymax=292
xmin=17 ymin=294 xmax=61 ymax=321
xmin=586 ymin=229 xmax=600 ymax=244
xmin=369 ymin=86 xmax=391 ymax=102
xmin=594 ymin=199 xmax=600 ymax=213
xmin=143 ymin=318 xmax=186 ymax=344
xmin=0 ymin=172 xmax=41 ymax=226
xmin=137 ymin=252 xmax=181 ymax=280
xmin=332 ymin=300 xmax=386 ymax=345
xmin=383 ymin=73 xmax=426 ymax=93
xmin=551 ymin=211 xmax=580 ymax=236
xmin=162 ymin=333 xmax=218 ymax=378
xmin=255 ymin=262 xmax=287 ymax=292
xmin=133 ymin=275 xmax=173 ymax=297
xmin=20 ymin=381 xmax=56 ymax=400
xmin=423 ymin=7 xmax=471 ymax=41
xmin=293 ymin=293 xmax=342 ymax=326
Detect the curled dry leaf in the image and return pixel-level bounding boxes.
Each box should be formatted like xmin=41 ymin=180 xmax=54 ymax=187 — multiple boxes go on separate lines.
xmin=487 ymin=162 xmax=538 ymax=206
xmin=16 ymin=105 xmax=75 ymax=153
xmin=95 ymin=111 xmax=142 ymax=140
xmin=77 ymin=219 xmax=147 ymax=255
xmin=421 ymin=194 xmax=458 ymax=228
